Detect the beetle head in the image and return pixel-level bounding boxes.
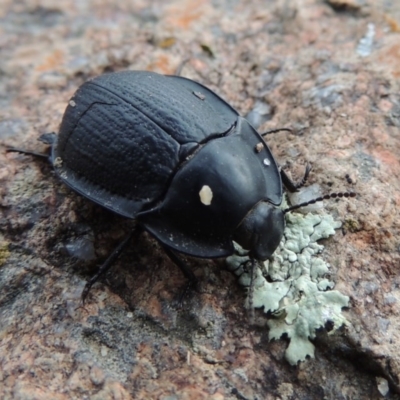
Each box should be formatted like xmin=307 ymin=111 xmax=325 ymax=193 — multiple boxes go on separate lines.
xmin=234 ymin=202 xmax=284 ymax=261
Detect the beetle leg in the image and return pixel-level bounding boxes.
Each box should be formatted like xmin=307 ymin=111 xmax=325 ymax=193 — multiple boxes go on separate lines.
xmin=248 ymin=259 xmax=256 ymax=324
xmin=38 ymin=132 xmax=56 ymax=145
xmin=261 ymin=127 xmax=312 ymax=193
xmin=6 ymin=146 xmax=50 ymax=160
xmin=162 ymin=246 xmax=198 ymax=304
xmin=162 ymin=246 xmax=196 ymax=281
xmin=260 ymin=127 xmax=293 ymax=136
xmin=81 ymin=227 xmax=141 ymax=303
xmin=6 ymin=133 xmax=55 ymax=160
xmin=174 ymin=58 xmax=191 ymax=76
xmin=280 ymin=163 xmax=312 ymax=193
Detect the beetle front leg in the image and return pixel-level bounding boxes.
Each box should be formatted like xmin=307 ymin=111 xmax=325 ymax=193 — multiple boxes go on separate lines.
xmin=174 ymin=58 xmax=191 ymax=76
xmin=280 ymin=163 xmax=312 ymax=193
xmin=260 ymin=128 xmax=312 ymax=192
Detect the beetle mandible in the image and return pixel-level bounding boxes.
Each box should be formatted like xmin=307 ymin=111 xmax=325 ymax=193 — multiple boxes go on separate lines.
xmin=7 ymin=70 xmax=355 ymax=300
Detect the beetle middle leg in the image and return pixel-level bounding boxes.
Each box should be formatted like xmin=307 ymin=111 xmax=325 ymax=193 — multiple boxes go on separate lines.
xmin=81 ymin=226 xmax=143 ymax=303
xmin=240 ymin=258 xmax=257 ymax=323
xmin=162 ymin=246 xmax=198 ymax=304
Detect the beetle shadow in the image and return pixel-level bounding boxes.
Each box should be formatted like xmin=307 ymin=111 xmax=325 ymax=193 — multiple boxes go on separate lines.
xmin=46 ymin=191 xmax=225 ymax=313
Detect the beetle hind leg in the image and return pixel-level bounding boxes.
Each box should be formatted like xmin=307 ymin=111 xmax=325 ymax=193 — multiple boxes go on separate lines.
xmin=6 ymin=132 xmax=56 ymax=161
xmin=6 ymin=146 xmax=50 ymax=160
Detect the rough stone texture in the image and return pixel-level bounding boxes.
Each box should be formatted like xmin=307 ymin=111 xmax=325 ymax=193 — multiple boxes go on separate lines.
xmin=1 ymin=0 xmax=400 ymax=399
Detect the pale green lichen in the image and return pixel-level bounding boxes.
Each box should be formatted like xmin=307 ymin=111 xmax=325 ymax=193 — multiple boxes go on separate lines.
xmin=226 ymin=211 xmax=349 ymax=365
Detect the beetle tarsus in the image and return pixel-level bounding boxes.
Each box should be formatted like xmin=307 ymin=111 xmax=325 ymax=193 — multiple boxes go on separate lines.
xmin=81 ymin=227 xmax=139 ymax=304
xmin=177 ymin=278 xmax=198 ymax=307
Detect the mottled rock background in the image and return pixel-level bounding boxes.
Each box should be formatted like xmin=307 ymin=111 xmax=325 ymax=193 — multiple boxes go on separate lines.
xmin=1 ymin=0 xmax=400 ymax=399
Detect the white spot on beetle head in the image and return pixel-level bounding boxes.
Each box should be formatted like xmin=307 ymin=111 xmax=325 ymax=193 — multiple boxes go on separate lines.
xmin=69 ymin=99 xmax=76 ymax=107
xmin=263 ymin=158 xmax=271 ymax=166
xmin=199 ymin=185 xmax=213 ymax=206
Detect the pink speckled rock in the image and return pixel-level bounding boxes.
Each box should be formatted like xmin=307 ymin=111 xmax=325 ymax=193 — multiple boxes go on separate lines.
xmin=1 ymin=0 xmax=400 ymax=399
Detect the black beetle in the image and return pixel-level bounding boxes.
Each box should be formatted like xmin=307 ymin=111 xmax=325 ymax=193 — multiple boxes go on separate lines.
xmin=55 ymin=71 xmax=285 ymax=259
xmin=7 ymin=70 xmax=355 ymax=300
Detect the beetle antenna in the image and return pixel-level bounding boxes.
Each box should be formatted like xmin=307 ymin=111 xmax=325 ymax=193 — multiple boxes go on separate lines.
xmin=283 ymin=192 xmax=356 ymax=214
